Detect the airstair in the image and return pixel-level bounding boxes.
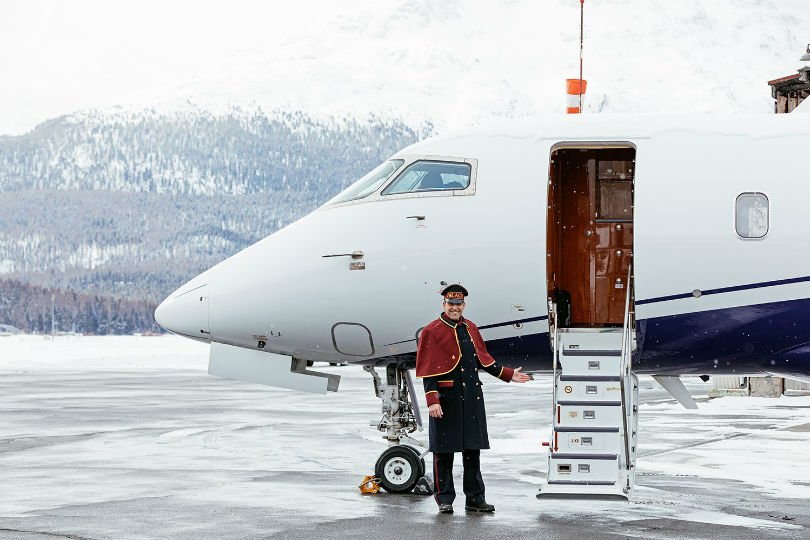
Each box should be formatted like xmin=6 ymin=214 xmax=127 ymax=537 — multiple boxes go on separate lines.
xmin=538 ymin=267 xmax=638 ymax=498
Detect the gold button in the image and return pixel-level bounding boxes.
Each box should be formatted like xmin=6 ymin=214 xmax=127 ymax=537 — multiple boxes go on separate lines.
xmin=477 ymin=397 xmax=480 ymax=400
xmin=461 ymin=368 xmax=464 ymax=372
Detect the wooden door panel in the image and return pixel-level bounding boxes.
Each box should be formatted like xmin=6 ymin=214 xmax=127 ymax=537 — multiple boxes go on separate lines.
xmin=557 ymin=153 xmax=594 ymax=325
xmin=594 ymin=223 xmax=633 ymax=324
xmin=594 ymin=276 xmax=627 ymax=323
xmin=595 ymin=224 xmax=633 ymax=274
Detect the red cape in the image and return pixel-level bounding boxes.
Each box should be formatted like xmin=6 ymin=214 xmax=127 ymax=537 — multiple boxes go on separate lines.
xmin=415 ymin=316 xmax=496 ymax=378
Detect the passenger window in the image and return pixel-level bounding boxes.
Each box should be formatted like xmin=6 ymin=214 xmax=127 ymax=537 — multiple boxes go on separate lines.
xmin=381 ymin=161 xmax=471 ymax=196
xmin=735 ymin=192 xmax=769 ymax=238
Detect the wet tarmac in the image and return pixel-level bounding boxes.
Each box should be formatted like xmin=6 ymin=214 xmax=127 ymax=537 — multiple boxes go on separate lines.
xmin=0 ymin=337 xmax=808 ymax=540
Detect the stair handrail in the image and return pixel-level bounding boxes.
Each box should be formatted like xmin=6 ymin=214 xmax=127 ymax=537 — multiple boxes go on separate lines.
xmin=619 ymin=263 xmax=633 ymax=484
xmin=620 ymin=263 xmax=632 ymax=375
xmin=550 ymin=299 xmax=559 ymax=420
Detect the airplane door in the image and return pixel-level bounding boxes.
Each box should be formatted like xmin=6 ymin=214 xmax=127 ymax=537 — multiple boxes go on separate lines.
xmin=547 ymin=146 xmax=635 ymax=326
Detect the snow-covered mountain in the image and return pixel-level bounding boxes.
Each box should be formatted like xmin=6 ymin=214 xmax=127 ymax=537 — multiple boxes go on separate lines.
xmin=0 ymin=108 xmax=421 ymax=303
xmin=1 ymin=0 xmax=808 ymax=136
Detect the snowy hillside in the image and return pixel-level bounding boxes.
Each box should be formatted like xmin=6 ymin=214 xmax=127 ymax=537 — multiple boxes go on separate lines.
xmin=158 ymin=0 xmax=807 ymax=130
xmin=0 ymin=109 xmax=421 ymax=310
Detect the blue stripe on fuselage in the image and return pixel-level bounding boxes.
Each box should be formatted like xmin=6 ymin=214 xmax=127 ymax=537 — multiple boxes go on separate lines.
xmin=481 ymin=298 xmax=809 ymax=379
xmin=635 ymin=276 xmax=810 ymax=305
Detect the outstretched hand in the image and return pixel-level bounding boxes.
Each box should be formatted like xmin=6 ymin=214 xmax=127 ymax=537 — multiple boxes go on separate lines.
xmin=511 ymin=367 xmax=531 ymax=383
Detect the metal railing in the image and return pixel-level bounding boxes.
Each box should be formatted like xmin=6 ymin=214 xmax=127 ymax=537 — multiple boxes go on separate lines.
xmin=549 ymin=298 xmax=560 ymax=419
xmin=619 ymin=263 xmax=633 ymax=375
xmin=619 ymin=263 xmax=634 ymax=490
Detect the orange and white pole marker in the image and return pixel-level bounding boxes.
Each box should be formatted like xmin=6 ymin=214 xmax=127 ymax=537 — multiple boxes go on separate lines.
xmin=566 ymin=78 xmax=587 ymax=114
xmin=566 ymin=0 xmax=586 ymax=114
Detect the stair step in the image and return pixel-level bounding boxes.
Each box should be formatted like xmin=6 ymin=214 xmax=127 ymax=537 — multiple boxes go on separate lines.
xmin=558 ymin=329 xmax=623 ymax=351
xmin=547 ymin=480 xmax=616 ymax=486
xmin=562 ymin=349 xmax=621 ymax=357
xmin=559 ymin=375 xmax=621 ymax=382
xmin=554 ymin=427 xmax=619 ymax=433
xmin=553 ymin=430 xmax=623 ymax=453
xmin=557 ymin=403 xmax=624 ymax=426
xmin=551 ymin=453 xmax=617 ymax=460
xmin=557 ymin=400 xmax=621 ymax=406
xmin=558 ymin=357 xmax=623 ymax=375
xmin=556 ymin=379 xmax=623 ymax=401
xmin=547 ymin=455 xmax=620 ymax=483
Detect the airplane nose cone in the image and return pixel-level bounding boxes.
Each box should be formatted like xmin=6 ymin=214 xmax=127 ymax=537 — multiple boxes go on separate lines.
xmin=155 ymin=284 xmax=210 ymax=340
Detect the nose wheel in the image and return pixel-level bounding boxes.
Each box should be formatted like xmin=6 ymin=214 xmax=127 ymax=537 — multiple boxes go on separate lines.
xmin=375 ymin=445 xmax=425 ymax=493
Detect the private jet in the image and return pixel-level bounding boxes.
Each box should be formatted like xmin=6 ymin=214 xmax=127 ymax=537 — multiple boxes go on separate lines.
xmin=156 ymin=112 xmax=809 ymax=497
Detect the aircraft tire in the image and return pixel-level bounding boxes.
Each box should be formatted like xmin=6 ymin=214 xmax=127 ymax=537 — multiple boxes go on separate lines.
xmin=375 ymin=446 xmax=422 ymax=493
xmin=399 ymin=444 xmax=426 ymax=478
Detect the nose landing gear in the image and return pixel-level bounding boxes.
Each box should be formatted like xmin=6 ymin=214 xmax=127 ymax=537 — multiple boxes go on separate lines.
xmin=364 ymin=364 xmax=432 ymax=494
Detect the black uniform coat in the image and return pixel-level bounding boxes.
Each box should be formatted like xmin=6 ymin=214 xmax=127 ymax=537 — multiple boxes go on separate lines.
xmin=420 ymin=314 xmax=514 ymax=453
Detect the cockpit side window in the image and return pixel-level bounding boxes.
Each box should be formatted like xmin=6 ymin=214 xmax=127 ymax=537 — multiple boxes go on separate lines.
xmin=325 ymin=160 xmax=404 ymax=205
xmin=381 ymin=161 xmax=471 ymax=196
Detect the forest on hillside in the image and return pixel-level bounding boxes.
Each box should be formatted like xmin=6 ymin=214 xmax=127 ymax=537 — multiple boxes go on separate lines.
xmin=0 ymin=108 xmax=425 ymax=332
xmin=0 ymin=279 xmax=158 ymax=335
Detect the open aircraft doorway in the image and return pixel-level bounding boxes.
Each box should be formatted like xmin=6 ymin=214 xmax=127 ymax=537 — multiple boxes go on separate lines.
xmin=547 ymin=144 xmax=636 ymax=328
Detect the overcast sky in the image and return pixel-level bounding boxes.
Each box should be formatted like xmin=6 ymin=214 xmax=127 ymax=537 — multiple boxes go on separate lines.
xmin=1 ymin=0 xmax=808 ymax=136
xmin=0 ymin=0 xmax=318 ymax=135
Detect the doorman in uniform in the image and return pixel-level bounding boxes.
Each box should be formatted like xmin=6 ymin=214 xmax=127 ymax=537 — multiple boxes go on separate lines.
xmin=416 ymin=284 xmax=530 ymax=514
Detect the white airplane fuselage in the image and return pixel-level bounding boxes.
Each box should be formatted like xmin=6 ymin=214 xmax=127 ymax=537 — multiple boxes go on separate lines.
xmin=155 ymin=114 xmax=810 ymax=381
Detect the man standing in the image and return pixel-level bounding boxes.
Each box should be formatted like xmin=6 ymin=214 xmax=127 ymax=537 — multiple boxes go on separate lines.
xmin=416 ymin=284 xmax=530 ymax=514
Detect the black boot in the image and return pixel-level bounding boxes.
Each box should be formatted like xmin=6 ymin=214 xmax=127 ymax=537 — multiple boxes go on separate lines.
xmin=465 ymin=501 xmax=495 ymax=512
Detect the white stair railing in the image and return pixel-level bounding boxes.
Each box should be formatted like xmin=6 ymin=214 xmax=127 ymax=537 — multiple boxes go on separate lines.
xmin=618 ymin=263 xmax=635 ymax=493
xmin=549 ymin=297 xmax=560 ymax=418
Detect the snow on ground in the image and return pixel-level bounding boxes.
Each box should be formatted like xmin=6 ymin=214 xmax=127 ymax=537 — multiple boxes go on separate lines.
xmin=0 ymin=335 xmax=808 ymax=539
xmin=0 ymin=334 xmax=209 ymax=371
xmin=636 ymin=395 xmax=810 ymax=499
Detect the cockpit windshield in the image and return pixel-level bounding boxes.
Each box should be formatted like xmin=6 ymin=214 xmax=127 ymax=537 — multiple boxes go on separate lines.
xmin=325 ymin=160 xmax=404 ymax=205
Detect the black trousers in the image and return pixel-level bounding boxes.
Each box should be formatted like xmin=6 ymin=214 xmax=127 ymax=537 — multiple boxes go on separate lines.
xmin=432 ymin=450 xmax=485 ymax=505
